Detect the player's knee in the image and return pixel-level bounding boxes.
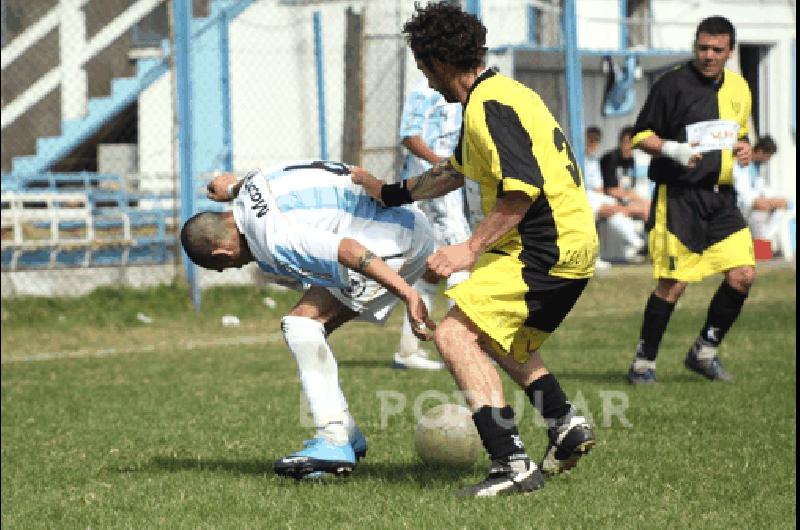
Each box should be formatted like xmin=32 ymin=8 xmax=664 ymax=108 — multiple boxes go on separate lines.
xmin=281 ymin=315 xmax=324 ymax=340
xmin=655 ymin=279 xmax=687 ymax=302
xmin=728 ymin=266 xmax=756 ymax=292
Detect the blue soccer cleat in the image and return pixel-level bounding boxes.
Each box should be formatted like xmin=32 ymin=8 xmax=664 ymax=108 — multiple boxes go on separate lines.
xmin=350 ymin=426 xmax=368 ymax=461
xmin=273 ymin=438 xmax=356 ymax=480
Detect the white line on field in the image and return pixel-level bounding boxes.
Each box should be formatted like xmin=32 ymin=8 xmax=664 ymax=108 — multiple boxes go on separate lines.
xmin=1 ymin=333 xmax=284 ymax=364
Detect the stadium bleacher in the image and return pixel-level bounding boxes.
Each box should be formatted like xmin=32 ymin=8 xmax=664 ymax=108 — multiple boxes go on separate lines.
xmin=1 ymin=172 xmax=177 ymax=270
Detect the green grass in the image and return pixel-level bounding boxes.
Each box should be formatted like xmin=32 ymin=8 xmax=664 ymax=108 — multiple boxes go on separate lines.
xmin=2 ymin=265 xmax=796 ymax=528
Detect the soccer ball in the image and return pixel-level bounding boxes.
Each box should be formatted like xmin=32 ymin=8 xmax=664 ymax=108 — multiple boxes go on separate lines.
xmin=414 ymin=403 xmax=482 ymax=466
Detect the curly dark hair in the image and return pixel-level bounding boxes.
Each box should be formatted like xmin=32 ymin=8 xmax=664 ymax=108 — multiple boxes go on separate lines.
xmin=402 ymin=2 xmax=487 ymax=71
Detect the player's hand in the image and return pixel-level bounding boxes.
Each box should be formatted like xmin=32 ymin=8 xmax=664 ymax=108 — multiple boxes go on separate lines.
xmin=206 ymin=173 xmax=239 ymax=202
xmin=427 ymin=243 xmax=477 ymax=279
xmin=733 ymin=140 xmax=752 ymax=167
xmin=405 ymin=290 xmax=435 ymax=340
xmin=350 ymin=166 xmax=385 ymax=204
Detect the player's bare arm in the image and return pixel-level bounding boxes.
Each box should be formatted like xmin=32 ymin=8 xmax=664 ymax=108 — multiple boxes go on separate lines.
xmin=407 ymin=160 xmax=465 ymax=200
xmin=337 ymin=238 xmax=435 ymax=339
xmin=350 ymin=161 xmax=464 ymax=207
xmin=207 ymin=173 xmax=245 ymax=202
xmin=402 ymin=135 xmax=443 ymax=166
xmin=427 ymin=190 xmax=531 ymax=278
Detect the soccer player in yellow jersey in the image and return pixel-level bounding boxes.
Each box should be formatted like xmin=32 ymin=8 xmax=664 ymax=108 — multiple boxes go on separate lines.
xmin=353 ymin=2 xmax=598 ymax=497
xmin=626 ymin=16 xmax=756 ymax=384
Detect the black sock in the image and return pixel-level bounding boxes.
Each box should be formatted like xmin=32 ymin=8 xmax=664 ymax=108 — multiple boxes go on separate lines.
xmin=699 ymin=281 xmax=748 ymax=346
xmin=638 ymin=293 xmax=676 ymax=361
xmin=525 ymin=373 xmax=572 ymax=426
xmin=472 ymin=406 xmax=525 ymax=461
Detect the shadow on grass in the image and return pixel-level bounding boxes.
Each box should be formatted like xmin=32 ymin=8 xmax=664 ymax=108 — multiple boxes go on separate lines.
xmin=117 ymin=456 xmax=273 ymax=476
xmin=556 ymin=368 xmax=710 ymax=385
xmin=338 ymin=359 xmax=394 ymax=369
xmin=120 ymin=456 xmax=479 ymax=487
xmin=555 ymin=368 xmax=636 ymax=385
xmin=354 ymin=461 xmax=480 ymax=487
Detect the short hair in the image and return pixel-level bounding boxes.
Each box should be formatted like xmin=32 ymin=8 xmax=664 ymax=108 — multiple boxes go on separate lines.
xmin=587 ymin=126 xmax=602 ymax=138
xmin=180 ymin=211 xmax=230 ymax=269
xmin=402 ymin=2 xmax=487 ymax=71
xmin=619 ymin=126 xmax=635 ymax=141
xmin=696 ymin=16 xmax=736 ymax=48
xmin=754 ymin=135 xmax=777 ymax=155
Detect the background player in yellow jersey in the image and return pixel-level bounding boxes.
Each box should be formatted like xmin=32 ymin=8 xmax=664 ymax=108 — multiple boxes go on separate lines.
xmin=626 ymin=16 xmax=756 ymax=384
xmin=353 ymin=2 xmax=598 ymax=497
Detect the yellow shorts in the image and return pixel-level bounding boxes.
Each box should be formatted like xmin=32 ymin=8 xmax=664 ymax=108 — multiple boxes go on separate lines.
xmin=445 ymin=251 xmax=588 ymax=363
xmin=649 ymin=184 xmax=755 ymax=281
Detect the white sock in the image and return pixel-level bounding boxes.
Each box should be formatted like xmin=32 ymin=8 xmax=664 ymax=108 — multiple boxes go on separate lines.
xmin=398 ymin=278 xmax=437 ymax=357
xmin=281 ymin=316 xmax=350 ymax=446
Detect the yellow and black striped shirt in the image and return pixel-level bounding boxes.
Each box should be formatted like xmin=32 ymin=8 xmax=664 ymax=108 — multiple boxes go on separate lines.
xmin=450 ymin=70 xmax=597 ymax=279
xmin=632 ymin=62 xmax=751 ymax=187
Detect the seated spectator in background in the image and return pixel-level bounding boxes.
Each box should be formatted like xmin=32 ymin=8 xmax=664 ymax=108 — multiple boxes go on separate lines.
xmin=600 ymin=126 xmax=650 ymax=221
xmin=584 ymin=126 xmax=646 ymax=264
xmin=734 ymin=135 xmax=795 ymax=261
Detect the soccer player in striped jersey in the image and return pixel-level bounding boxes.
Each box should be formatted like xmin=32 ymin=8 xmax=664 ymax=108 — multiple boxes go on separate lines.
xmin=626 ymin=16 xmax=756 ymax=384
xmin=181 ymin=160 xmax=435 ymax=480
xmin=354 ymin=2 xmax=598 ymax=497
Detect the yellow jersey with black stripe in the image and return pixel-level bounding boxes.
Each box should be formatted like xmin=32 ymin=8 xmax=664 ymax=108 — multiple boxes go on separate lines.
xmin=632 ymin=62 xmax=751 ymax=187
xmin=450 ymin=70 xmax=597 ymax=279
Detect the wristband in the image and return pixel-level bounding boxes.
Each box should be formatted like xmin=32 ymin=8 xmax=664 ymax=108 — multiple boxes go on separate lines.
xmin=381 ymin=180 xmax=413 ymax=207
xmin=227 ymin=183 xmax=235 ymax=199
xmin=661 ymin=140 xmax=695 ymax=167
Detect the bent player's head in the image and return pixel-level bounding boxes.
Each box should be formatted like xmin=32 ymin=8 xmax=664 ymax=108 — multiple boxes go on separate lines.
xmin=403 ymin=2 xmax=486 ymax=102
xmin=753 ymin=135 xmax=777 ymax=163
xmin=180 ymin=211 xmax=251 ymax=272
xmin=693 ymin=16 xmax=735 ymax=80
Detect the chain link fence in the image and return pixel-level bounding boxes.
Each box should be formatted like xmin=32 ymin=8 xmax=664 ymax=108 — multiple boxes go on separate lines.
xmin=1 ymin=0 xmax=562 ymax=298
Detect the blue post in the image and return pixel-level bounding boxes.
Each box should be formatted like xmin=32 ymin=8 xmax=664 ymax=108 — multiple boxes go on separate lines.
xmin=219 ymin=6 xmax=233 ymax=171
xmin=173 ymin=0 xmax=201 ymax=311
xmin=562 ymin=0 xmax=585 ymax=171
xmin=313 ymin=11 xmax=328 ymax=161
xmin=620 ymin=0 xmax=628 ymax=49
xmin=465 ymin=0 xmax=481 ymax=19
xmin=527 ymin=4 xmax=538 ymax=45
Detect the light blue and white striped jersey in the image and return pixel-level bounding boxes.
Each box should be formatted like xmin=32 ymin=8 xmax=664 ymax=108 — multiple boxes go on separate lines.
xmin=232 ymin=161 xmax=418 ymax=289
xmin=399 ymin=80 xmax=462 ymax=181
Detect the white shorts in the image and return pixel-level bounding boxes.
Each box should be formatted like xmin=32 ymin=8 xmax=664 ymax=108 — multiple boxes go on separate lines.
xmin=418 ymin=188 xmax=471 ymax=249
xmin=328 ymin=208 xmax=434 ymax=324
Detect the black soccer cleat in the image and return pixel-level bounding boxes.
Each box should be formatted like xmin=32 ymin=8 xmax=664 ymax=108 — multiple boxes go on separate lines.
xmin=684 ymin=339 xmax=734 ymax=382
xmin=458 ymin=454 xmax=545 ymax=497
xmin=540 ymin=414 xmax=595 ymax=476
xmin=627 ymin=358 xmax=658 ymax=384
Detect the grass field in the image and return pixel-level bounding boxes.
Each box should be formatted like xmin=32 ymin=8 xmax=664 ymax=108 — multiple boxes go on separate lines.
xmin=1 ymin=264 xmax=796 ymax=528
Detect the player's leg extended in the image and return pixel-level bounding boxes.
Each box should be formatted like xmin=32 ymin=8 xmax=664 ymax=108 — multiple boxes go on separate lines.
xmin=273 ymin=287 xmax=365 ymax=479
xmin=627 ymin=278 xmax=687 ymax=384
xmin=434 ymin=307 xmax=544 ymax=497
xmin=491 ymin=350 xmax=594 ymax=477
xmin=685 ymin=266 xmax=755 ymax=381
